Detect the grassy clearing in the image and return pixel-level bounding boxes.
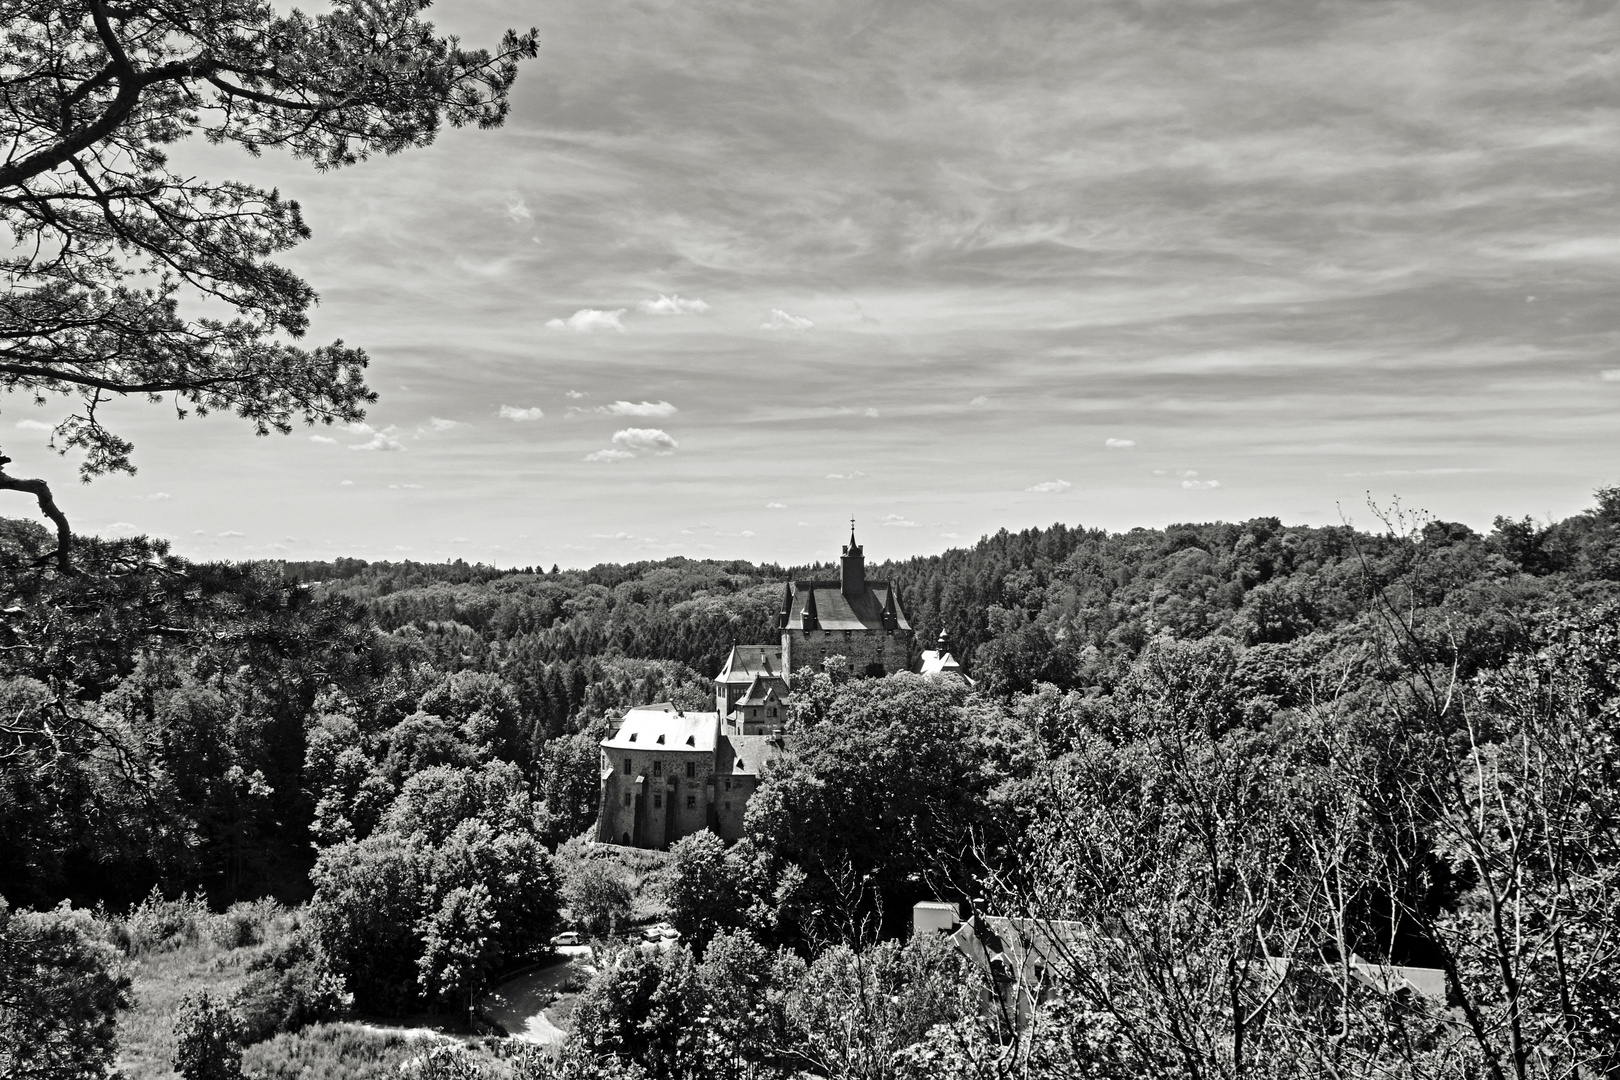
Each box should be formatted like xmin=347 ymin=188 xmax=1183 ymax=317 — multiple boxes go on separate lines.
xmin=115 ymin=939 xmax=258 ymax=1080
xmin=242 ymin=1023 xmax=422 ymax=1080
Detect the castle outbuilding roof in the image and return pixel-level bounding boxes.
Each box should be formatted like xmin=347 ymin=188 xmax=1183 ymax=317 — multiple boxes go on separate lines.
xmin=717 ymin=644 xmax=785 ymax=684
xmin=716 ymin=733 xmax=784 ymax=777
xmin=738 ymin=674 xmax=786 ymax=706
xmin=601 ymin=703 xmax=718 ymax=753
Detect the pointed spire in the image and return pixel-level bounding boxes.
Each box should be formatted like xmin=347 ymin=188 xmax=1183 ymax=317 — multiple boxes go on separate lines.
xmin=802 ymin=586 xmax=819 ymax=630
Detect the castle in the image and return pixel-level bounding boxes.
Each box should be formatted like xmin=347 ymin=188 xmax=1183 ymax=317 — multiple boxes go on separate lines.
xmin=594 ymin=526 xmax=964 ymax=849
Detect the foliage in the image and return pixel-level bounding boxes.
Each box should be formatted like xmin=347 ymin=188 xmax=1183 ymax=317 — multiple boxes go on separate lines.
xmin=171 ymin=991 xmax=243 ymax=1080
xmin=240 ymin=1022 xmax=413 ymax=1080
xmin=571 ymin=944 xmax=701 ymax=1077
xmin=0 ymin=897 xmax=133 ymax=1080
xmin=560 ymin=854 xmax=635 ymax=939
xmin=787 ymin=932 xmax=986 ymax=1080
xmin=0 ymin=0 xmax=536 ymax=506
xmin=228 ymin=928 xmax=348 ymax=1045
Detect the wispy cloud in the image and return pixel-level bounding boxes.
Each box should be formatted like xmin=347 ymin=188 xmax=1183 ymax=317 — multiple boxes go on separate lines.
xmin=761 ymin=309 xmax=813 ymax=331
xmin=1027 ymin=480 xmax=1072 ymax=493
xmin=505 ymin=195 xmax=532 ymax=223
xmin=599 ymin=400 xmax=677 ymax=418
xmin=422 ymin=417 xmax=463 ymax=433
xmin=585 ymin=448 xmax=635 ymax=462
xmin=638 ymin=294 xmax=710 ymax=315
xmin=147 ymin=492 xmax=171 ymax=500
xmin=565 ymin=390 xmax=586 ymax=399
xmin=766 ymin=501 xmax=787 ymax=508
xmin=881 ymin=513 xmax=920 ymax=528
xmin=1182 ymin=480 xmax=1222 ymax=490
xmin=309 ymin=434 xmax=337 ymax=444
xmin=499 ymin=405 xmax=545 ymax=421
xmin=547 ymin=308 xmax=627 ymax=333
xmin=14 ymin=419 xmax=52 ymax=432
xmin=1105 ymin=438 xmax=1136 ymax=448
xmin=218 ymin=530 xmax=244 ymax=537
xmin=350 ymin=425 xmax=406 ymax=452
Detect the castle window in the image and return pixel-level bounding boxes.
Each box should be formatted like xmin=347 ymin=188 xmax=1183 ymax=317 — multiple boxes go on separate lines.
xmin=724 ymin=779 xmax=731 ymax=791
xmin=724 ymin=801 xmax=731 ymax=811
xmin=654 ymin=794 xmax=662 ymax=808
xmin=653 ymin=760 xmax=662 ymax=776
xmin=686 ymin=762 xmax=695 ymax=778
xmin=686 ymin=795 xmax=696 ymax=809
xmin=624 ymin=758 xmax=632 ymax=774
xmin=623 ymin=794 xmax=631 ymax=806
xmin=768 ymin=707 xmax=776 ymax=718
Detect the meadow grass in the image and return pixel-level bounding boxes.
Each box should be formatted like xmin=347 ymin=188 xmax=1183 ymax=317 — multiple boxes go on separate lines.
xmin=115 ymin=939 xmax=257 ymax=1080
xmin=241 ymin=1023 xmax=419 ymax=1080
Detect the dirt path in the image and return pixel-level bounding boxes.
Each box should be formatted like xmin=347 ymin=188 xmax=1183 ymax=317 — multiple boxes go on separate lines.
xmin=481 ymin=947 xmax=591 ymax=1046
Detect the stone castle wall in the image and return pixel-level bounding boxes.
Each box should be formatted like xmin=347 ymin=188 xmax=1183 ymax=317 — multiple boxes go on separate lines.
xmin=596 ymin=743 xmax=720 ymax=849
xmin=783 ymin=626 xmax=915 ymax=678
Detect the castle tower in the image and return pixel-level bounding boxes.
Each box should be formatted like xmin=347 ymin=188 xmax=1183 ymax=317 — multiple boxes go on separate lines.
xmin=780 ymin=523 xmax=914 ymax=677
xmin=840 ymin=522 xmax=865 ymax=595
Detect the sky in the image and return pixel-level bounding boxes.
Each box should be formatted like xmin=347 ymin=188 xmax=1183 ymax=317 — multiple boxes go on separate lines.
xmin=13 ymin=0 xmax=1620 ymax=568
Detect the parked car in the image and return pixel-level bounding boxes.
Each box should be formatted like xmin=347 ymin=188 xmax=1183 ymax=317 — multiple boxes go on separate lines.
xmin=641 ymin=921 xmax=674 ymax=942
xmin=550 ymin=930 xmax=583 ymax=946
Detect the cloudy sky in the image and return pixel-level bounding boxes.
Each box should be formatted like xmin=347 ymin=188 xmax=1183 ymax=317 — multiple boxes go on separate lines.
xmin=18 ymin=0 xmax=1620 ymax=567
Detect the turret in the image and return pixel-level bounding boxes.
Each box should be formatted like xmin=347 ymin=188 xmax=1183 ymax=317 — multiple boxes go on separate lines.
xmin=776 ymin=581 xmax=792 ymax=630
xmin=840 ymin=522 xmax=865 ymax=596
xmin=802 ymin=586 xmax=820 ymax=630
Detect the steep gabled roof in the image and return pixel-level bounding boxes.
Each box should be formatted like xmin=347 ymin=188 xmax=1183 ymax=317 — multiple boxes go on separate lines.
xmin=715 ymin=733 xmax=785 ymax=777
xmin=738 ymin=672 xmax=788 ymax=705
xmin=788 ymin=580 xmax=911 ymax=632
xmin=717 ymin=644 xmax=785 ymax=684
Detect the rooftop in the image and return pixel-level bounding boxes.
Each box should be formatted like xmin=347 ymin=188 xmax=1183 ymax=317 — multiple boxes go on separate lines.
xmin=789 ymin=581 xmax=910 ymax=633
xmin=716 ymin=733 xmax=785 ymax=776
xmin=717 ymin=644 xmax=785 ymax=684
xmin=601 ymin=703 xmax=719 ymax=753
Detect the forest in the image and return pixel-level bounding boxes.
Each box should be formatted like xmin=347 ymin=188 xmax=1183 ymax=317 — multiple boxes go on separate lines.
xmin=4 ymin=494 xmax=1620 ymax=1080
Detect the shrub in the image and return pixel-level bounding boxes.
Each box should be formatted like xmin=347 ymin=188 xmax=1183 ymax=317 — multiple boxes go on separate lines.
xmin=0 ymin=897 xmax=134 ymax=1080
xmin=241 ymin=1023 xmax=413 ymax=1080
xmin=172 ymin=991 xmax=243 ymax=1080
xmin=210 ymin=898 xmax=289 ymax=951
xmin=229 ymin=930 xmax=349 ymax=1044
xmin=125 ymin=887 xmax=212 ymax=955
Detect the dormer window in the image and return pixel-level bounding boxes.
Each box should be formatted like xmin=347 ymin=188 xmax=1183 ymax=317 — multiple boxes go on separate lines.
xmin=628 ymin=732 xmax=637 ymax=742
xmin=685 ymin=735 xmax=695 ymax=746
xmin=736 ymin=760 xmax=745 ymax=771
xmin=656 ymin=733 xmax=666 ymax=744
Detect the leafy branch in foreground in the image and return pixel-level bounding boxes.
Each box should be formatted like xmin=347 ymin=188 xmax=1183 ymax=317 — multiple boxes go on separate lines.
xmin=0 ymin=0 xmax=539 ymax=563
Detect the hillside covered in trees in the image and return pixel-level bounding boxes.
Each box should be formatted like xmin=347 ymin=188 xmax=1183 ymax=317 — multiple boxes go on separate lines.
xmin=5 ymin=494 xmax=1620 ymax=1078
